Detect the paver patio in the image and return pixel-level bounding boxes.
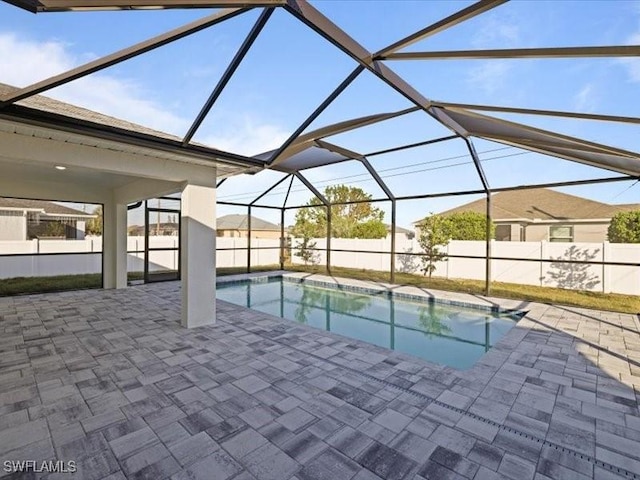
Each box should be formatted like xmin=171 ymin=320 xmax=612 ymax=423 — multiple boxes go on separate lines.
xmin=0 ymin=276 xmax=638 ymax=480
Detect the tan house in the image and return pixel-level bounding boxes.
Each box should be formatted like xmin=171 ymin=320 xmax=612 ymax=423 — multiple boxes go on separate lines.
xmin=384 ymin=223 xmax=415 ymax=241
xmin=216 ymin=214 xmax=282 ymax=239
xmin=416 ymin=188 xmax=639 ymax=243
xmin=0 ymin=197 xmax=95 ymax=241
xmin=128 ymin=222 xmax=179 ymax=236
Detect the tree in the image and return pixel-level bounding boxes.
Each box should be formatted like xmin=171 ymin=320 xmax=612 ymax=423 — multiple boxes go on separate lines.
xmin=441 ymin=211 xmax=494 ymax=240
xmin=86 ymin=205 xmax=103 ymax=235
xmin=294 ymin=236 xmax=320 ymax=266
xmin=291 ymin=185 xmax=387 ymax=239
xmin=416 ymin=211 xmax=494 ymax=241
xmin=415 ymin=211 xmax=494 ymax=277
xmin=417 ymin=213 xmax=450 ymax=278
xmin=608 ymin=210 xmax=640 ymax=243
xmin=44 ymin=221 xmax=66 ymax=237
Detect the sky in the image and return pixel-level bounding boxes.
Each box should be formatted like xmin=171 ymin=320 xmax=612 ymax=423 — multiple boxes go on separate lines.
xmin=0 ymin=0 xmax=639 ymax=229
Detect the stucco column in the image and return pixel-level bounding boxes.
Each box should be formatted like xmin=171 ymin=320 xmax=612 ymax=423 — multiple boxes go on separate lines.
xmin=103 ymin=199 xmax=127 ymax=289
xmin=181 ymin=182 xmax=216 ymax=328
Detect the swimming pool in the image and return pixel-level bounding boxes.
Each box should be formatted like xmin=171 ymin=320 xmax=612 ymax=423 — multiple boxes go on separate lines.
xmin=217 ymin=277 xmax=523 ymax=369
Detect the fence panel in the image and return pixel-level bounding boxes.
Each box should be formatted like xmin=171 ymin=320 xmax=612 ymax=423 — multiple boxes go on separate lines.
xmin=1 ymin=236 xmax=639 ymax=295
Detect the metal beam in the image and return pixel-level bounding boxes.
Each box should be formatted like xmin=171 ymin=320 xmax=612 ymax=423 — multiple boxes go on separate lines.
xmin=294 ymin=172 xmax=328 ymax=206
xmin=464 ymin=138 xmax=491 ymax=296
xmin=280 ymin=175 xmax=293 ymax=270
xmin=326 ymin=204 xmax=331 ymax=274
xmin=218 ymin=200 xmax=282 ymax=210
xmin=216 ymin=178 xmax=227 ymax=188
xmin=283 ymin=175 xmax=635 ymax=210
xmin=269 ymin=65 xmax=365 ymax=165
xmin=249 ymin=174 xmax=292 ymax=206
xmin=313 ymin=139 xmax=363 ymax=160
xmin=375 ymin=0 xmax=507 ymax=58
xmin=294 ymin=172 xmax=329 ymax=274
xmin=9 ymin=0 xmax=285 ymax=13
xmin=0 ymin=8 xmax=251 ymax=106
xmin=183 ymin=8 xmax=274 ymax=145
xmin=463 ymin=138 xmax=490 ymax=193
xmin=359 ymin=156 xmax=396 ymax=282
xmin=365 ymin=134 xmax=458 ymax=157
xmin=282 ymin=174 xmax=295 ymax=208
xmin=432 ymin=101 xmax=640 ymax=125
xmin=381 ymin=45 xmax=640 ymax=61
xmin=360 ymin=157 xmax=395 ymax=201
xmin=279 ymin=106 xmax=420 ymax=148
xmin=284 ymin=1 xmax=433 ymax=112
xmin=429 ymin=106 xmax=640 ymax=172
xmin=390 ymin=199 xmax=397 ymax=284
xmin=280 ymin=207 xmax=286 ymax=270
xmin=247 ymin=205 xmax=252 ymax=273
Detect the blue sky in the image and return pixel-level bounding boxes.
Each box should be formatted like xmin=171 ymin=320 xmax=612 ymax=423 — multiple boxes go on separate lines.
xmin=0 ymin=1 xmax=639 ymax=228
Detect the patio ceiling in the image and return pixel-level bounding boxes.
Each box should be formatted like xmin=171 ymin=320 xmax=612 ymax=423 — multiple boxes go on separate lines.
xmin=1 ymin=0 xmax=639 ymax=184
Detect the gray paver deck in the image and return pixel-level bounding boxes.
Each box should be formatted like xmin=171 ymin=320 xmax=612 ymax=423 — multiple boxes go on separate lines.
xmin=0 ymin=275 xmax=638 ymax=479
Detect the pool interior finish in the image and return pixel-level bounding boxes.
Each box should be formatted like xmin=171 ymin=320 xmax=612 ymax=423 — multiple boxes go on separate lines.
xmin=217 ymin=277 xmax=523 ymax=370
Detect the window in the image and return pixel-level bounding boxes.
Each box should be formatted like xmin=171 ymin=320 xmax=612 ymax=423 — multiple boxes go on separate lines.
xmin=549 ymin=225 xmax=573 ymax=242
xmin=495 ymin=225 xmax=511 ymax=241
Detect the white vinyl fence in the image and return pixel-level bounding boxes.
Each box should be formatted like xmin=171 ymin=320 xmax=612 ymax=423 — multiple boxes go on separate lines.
xmin=290 ymin=238 xmax=640 ymax=295
xmin=0 ymin=236 xmax=281 ymax=280
xmin=1 ymin=235 xmax=638 ymax=295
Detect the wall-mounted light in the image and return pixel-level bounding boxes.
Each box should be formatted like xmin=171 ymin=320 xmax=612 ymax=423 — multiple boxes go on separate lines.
xmin=55 ymin=165 xmax=67 ymax=170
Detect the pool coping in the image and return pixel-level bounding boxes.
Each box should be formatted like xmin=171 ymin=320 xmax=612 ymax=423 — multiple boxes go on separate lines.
xmin=217 ymin=270 xmax=530 ymax=316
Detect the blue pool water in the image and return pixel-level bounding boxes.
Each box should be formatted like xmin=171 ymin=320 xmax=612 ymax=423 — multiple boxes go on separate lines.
xmin=217 ymin=278 xmax=523 ymax=369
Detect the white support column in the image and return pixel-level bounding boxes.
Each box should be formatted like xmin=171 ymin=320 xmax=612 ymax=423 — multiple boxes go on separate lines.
xmin=103 ymin=199 xmax=128 ymax=289
xmin=181 ymin=182 xmax=216 ymax=328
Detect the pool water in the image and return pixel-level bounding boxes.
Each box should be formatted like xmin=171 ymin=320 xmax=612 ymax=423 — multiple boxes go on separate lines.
xmin=217 ymin=278 xmax=522 ymax=369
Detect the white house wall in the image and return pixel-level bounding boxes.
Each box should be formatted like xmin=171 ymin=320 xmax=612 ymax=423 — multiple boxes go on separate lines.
xmin=0 ymin=122 xmax=224 ymax=328
xmin=0 ymin=212 xmax=26 ymax=241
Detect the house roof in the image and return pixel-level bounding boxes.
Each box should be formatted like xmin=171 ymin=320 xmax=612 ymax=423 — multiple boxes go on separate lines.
xmin=128 ymin=222 xmax=178 ymax=234
xmin=217 ymin=214 xmax=280 ymax=231
xmin=418 ymin=188 xmax=640 ymax=223
xmin=384 ymin=224 xmax=413 ymax=235
xmin=0 ymin=83 xmax=181 ymax=142
xmin=0 ymin=197 xmax=94 ymax=217
xmin=0 ymin=83 xmax=265 ymax=174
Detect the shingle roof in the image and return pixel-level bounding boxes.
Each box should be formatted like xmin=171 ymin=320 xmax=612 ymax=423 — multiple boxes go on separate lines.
xmin=384 ymin=224 xmax=413 ymax=234
xmin=0 ymin=197 xmax=93 ymax=216
xmin=217 ymin=214 xmax=280 ymax=231
xmin=432 ymin=188 xmax=640 ymax=222
xmin=0 ymin=82 xmax=182 ymax=141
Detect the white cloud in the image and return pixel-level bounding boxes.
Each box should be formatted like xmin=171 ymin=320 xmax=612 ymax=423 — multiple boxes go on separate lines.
xmin=198 ymin=115 xmax=289 ymax=156
xmin=573 ymin=83 xmax=597 ymax=111
xmin=470 ymin=17 xmax=520 ymax=49
xmin=0 ymin=32 xmax=188 ymax=135
xmin=467 ymin=61 xmax=510 ymax=95
xmin=466 ymin=15 xmax=521 ymax=94
xmin=0 ymin=31 xmax=288 ymax=155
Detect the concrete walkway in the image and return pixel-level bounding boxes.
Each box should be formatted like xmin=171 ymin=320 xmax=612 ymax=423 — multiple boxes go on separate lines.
xmin=0 ymin=279 xmax=638 ymax=479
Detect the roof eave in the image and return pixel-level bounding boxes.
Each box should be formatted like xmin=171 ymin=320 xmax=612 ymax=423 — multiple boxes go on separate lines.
xmin=0 ymin=104 xmax=267 ymax=171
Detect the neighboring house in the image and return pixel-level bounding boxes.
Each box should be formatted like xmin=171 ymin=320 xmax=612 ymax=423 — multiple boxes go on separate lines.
xmin=128 ymin=222 xmax=179 ymax=236
xmin=384 ymin=224 xmax=415 ymax=241
xmin=414 ymin=188 xmax=640 ymax=243
xmin=217 ymin=214 xmax=282 ymax=239
xmin=0 ymin=198 xmax=95 ymax=241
